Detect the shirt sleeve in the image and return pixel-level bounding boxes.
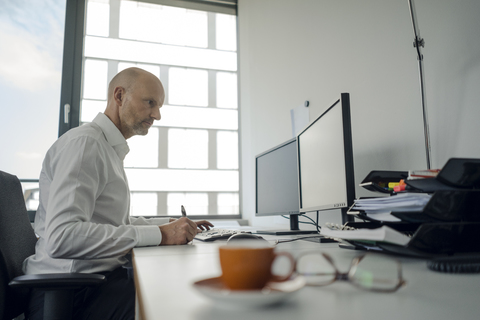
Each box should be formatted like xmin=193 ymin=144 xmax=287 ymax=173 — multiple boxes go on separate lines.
xmin=130 ymin=217 xmax=170 ymax=247
xmin=130 ymin=216 xmax=170 ymax=226
xmin=44 ymin=136 xmax=161 ymax=260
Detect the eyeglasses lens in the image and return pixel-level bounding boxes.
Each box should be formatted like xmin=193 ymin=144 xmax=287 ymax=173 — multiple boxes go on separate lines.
xmin=296 ymin=253 xmax=336 ymax=285
xmin=350 ymin=255 xmax=402 ymax=291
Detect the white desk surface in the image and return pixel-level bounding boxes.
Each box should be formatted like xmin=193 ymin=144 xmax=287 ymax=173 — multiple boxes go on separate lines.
xmin=132 ymin=235 xmax=480 ymax=320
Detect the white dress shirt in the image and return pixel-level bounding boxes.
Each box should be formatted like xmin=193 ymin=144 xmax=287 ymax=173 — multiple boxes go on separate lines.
xmin=23 ymin=113 xmax=168 ymax=274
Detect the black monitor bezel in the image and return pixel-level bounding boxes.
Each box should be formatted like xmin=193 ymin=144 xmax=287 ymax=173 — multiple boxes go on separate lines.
xmin=255 ymin=137 xmax=301 ymax=217
xmin=296 ymin=92 xmax=355 ymax=214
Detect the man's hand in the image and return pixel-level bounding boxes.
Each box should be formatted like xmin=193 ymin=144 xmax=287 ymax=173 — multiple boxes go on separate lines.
xmin=195 ymin=220 xmax=214 ymax=232
xmin=167 ymin=218 xmax=214 ymax=232
xmin=159 ymin=217 xmax=198 ymax=245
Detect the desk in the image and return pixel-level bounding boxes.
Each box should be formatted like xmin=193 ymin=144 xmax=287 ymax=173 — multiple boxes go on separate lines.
xmin=132 ymin=235 xmax=480 ymax=320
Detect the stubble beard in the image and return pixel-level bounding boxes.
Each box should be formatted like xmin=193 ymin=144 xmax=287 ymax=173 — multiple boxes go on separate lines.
xmin=120 ymin=104 xmax=149 ymax=137
xmin=132 ymin=122 xmax=149 ymax=136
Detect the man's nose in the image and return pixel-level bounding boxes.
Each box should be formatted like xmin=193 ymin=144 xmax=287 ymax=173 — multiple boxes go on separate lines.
xmin=152 ymin=107 xmax=161 ymax=121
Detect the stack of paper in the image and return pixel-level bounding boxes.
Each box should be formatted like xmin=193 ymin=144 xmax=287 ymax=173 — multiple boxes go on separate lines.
xmin=350 ymin=193 xmax=432 ymax=222
xmin=321 ymin=226 xmax=411 ymax=246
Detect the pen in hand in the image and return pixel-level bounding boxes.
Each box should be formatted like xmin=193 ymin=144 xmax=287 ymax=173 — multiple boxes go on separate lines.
xmin=181 ymin=205 xmax=187 ymax=217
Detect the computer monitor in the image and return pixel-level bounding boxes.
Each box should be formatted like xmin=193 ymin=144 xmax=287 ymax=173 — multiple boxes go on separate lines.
xmin=255 ymin=138 xmax=317 ymax=235
xmin=297 ymin=93 xmax=355 ymax=223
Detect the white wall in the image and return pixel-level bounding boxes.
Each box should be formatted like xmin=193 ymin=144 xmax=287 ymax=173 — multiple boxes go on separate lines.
xmin=238 ymin=0 xmax=480 ymax=228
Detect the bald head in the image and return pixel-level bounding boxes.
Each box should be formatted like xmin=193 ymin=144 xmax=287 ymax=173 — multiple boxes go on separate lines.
xmin=104 ymin=67 xmax=165 ymax=139
xmin=108 ymin=67 xmax=162 ymax=101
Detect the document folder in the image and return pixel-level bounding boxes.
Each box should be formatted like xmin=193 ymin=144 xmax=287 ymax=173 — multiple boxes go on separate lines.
xmin=391 ymin=190 xmax=480 ymax=223
xmin=342 ymin=222 xmax=480 ymax=257
xmin=405 ymin=158 xmax=480 ymax=192
xmin=377 ymin=222 xmax=480 ymax=257
xmin=345 ymin=158 xmax=480 ymax=257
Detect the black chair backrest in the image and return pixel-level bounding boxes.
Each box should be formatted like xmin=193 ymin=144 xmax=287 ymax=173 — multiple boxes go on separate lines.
xmin=0 ymin=171 xmax=38 ymax=320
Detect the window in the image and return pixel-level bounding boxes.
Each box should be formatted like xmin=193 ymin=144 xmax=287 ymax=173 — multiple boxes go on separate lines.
xmin=167 ymin=193 xmax=209 ymax=216
xmin=80 ymin=0 xmax=239 ymax=217
xmin=169 ymin=68 xmax=209 ymax=107
xmin=168 ymin=129 xmax=209 ymax=169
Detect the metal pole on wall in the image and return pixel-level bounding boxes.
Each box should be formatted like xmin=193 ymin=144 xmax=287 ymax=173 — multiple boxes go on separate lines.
xmin=408 ymin=0 xmax=432 ymax=169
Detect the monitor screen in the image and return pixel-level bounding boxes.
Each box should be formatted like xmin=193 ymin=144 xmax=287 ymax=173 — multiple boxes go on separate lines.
xmin=255 ymin=138 xmax=300 ymax=217
xmin=297 ymin=93 xmax=355 ymax=215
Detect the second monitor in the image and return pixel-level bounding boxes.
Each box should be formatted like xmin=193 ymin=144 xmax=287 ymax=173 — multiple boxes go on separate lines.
xmin=297 ymin=92 xmax=355 ymax=223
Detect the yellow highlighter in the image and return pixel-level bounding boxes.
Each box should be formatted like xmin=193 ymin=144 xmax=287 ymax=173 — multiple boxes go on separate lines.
xmin=388 ymin=182 xmax=400 ymax=189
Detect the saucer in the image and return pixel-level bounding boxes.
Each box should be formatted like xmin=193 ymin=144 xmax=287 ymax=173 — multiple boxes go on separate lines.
xmin=192 ymin=276 xmax=306 ymax=309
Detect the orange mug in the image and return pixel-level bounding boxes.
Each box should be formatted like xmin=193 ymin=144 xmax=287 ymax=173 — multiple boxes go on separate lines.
xmin=219 ymin=244 xmax=295 ymax=290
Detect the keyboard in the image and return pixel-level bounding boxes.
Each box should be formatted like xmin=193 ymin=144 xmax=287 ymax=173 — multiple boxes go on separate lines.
xmin=195 ymin=228 xmax=252 ymax=241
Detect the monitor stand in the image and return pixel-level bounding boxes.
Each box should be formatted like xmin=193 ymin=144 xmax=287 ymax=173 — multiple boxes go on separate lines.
xmin=255 ymin=215 xmax=318 ymax=235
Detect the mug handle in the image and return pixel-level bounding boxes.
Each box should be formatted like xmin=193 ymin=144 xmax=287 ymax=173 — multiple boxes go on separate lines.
xmin=270 ymin=251 xmax=295 ymax=282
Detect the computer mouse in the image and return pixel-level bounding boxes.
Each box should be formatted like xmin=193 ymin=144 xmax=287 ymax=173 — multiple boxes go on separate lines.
xmin=226 ymin=233 xmax=269 ymax=244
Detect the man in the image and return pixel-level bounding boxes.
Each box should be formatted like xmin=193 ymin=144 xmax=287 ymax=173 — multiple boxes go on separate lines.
xmin=24 ymin=67 xmax=213 ymax=319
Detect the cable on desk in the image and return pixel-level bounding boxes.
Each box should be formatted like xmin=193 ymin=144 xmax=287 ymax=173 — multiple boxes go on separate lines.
xmin=281 ymin=216 xmax=315 ymax=226
xmin=275 ymin=235 xmax=324 ymax=244
xmin=281 ymin=213 xmax=321 ymax=232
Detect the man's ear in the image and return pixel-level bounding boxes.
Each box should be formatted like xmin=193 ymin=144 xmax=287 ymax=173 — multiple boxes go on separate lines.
xmin=113 ymin=86 xmax=125 ymax=106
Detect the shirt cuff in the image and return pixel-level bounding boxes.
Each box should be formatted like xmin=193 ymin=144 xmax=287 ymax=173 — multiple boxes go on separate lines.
xmin=136 ymin=225 xmax=162 ymax=247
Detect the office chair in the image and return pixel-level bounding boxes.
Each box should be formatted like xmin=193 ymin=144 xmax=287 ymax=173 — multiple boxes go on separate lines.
xmin=0 ymin=170 xmax=105 ymax=320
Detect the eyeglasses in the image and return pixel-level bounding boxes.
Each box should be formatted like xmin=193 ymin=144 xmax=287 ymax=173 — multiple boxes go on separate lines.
xmin=295 ymin=252 xmax=406 ymax=292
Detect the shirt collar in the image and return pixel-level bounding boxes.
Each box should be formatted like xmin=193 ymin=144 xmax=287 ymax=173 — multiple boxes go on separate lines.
xmin=93 ymin=113 xmax=130 ymax=160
